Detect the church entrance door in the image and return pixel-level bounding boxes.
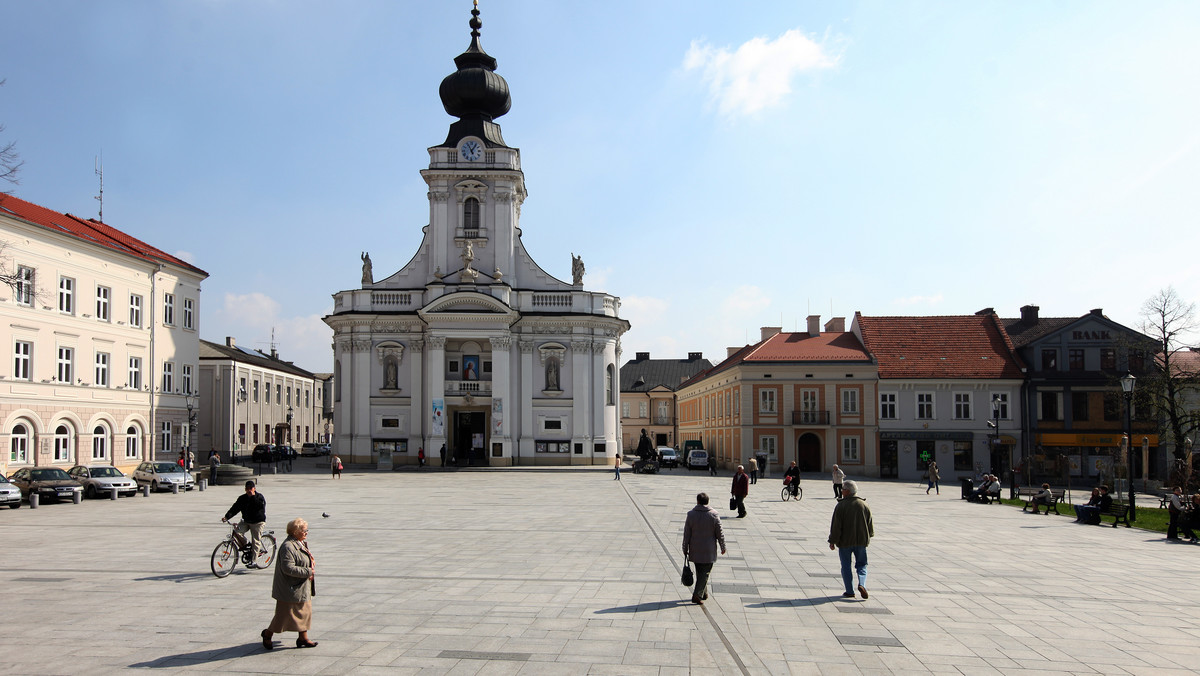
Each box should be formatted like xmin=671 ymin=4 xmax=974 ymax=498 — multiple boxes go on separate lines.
xmin=453 ymin=411 xmax=488 ymax=466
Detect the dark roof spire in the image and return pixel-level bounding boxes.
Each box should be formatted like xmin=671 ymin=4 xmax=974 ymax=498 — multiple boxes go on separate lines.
xmin=439 ymin=1 xmax=512 ymax=148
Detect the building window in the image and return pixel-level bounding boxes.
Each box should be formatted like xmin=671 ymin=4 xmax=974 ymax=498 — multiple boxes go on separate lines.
xmin=1100 ymin=348 xmax=1116 ymax=370
xmin=879 ymin=393 xmax=896 ymax=420
xmin=95 ymin=352 xmax=110 ymax=387
xmin=760 ymin=389 xmax=777 ymax=414
xmin=1039 ymin=391 xmax=1062 ymax=421
xmin=14 ymin=266 xmax=34 ymax=305
xmin=276 ymin=384 xmax=282 ymax=404
xmin=13 ymin=340 xmax=31 ymax=380
xmin=605 ymin=365 xmax=615 ymax=405
xmin=1041 ymin=349 xmax=1057 ymax=371
xmin=128 ymin=356 xmax=142 ymax=389
xmin=621 ymin=402 xmax=630 ymax=418
xmin=286 ymin=386 xmax=292 ymax=407
xmin=954 ymin=393 xmax=971 ymax=420
xmin=163 ymin=293 xmax=175 ymax=326
xmin=252 ymin=424 xmax=259 ymax=444
xmin=992 ymin=393 xmax=1009 ymax=419
xmin=841 ymin=389 xmax=859 ymax=414
xmin=916 ymin=392 xmax=934 ymax=419
xmin=57 ymin=346 xmax=74 ymax=383
xmin=1072 ymin=392 xmax=1089 ymax=421
xmin=1129 ymin=350 xmax=1146 ymax=372
xmin=54 ymin=424 xmax=73 ymax=462
xmin=841 ymin=436 xmax=860 ymax=463
xmin=182 ymin=364 xmax=192 ymax=394
xmin=125 ymin=425 xmax=141 ymax=459
xmin=638 ymin=402 xmax=648 ymax=418
xmin=92 ymin=424 xmax=109 ymax=460
xmin=129 ymin=294 xmax=143 ymax=327
xmin=463 ymin=196 xmax=481 ymax=233
xmin=10 ymin=423 xmax=30 ymax=462
xmin=305 ymin=389 xmax=310 ymax=408
xmin=183 ymin=298 xmax=194 ymax=330
xmin=162 ymin=362 xmax=174 ymax=392
xmin=1068 ymin=349 xmax=1085 ymax=371
xmin=953 ymin=440 xmax=972 ymax=471
xmin=160 ymin=421 xmax=173 ymax=452
xmin=253 ymin=380 xmax=260 ymax=402
xmin=95 ymin=285 xmax=110 ymax=321
xmin=760 ymin=435 xmax=777 ymax=460
xmin=58 ymin=277 xmax=75 ymax=314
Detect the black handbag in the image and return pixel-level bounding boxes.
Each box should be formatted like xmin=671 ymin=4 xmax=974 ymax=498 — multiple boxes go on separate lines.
xmin=729 ymin=496 xmax=737 ymax=511
xmin=681 ymin=557 xmax=694 ymax=586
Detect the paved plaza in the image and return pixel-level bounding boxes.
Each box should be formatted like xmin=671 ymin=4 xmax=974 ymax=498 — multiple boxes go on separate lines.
xmin=2 ymin=461 xmax=1198 ymax=675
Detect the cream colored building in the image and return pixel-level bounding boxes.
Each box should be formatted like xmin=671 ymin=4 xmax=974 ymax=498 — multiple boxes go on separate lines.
xmin=1 ymin=194 xmax=208 ymax=474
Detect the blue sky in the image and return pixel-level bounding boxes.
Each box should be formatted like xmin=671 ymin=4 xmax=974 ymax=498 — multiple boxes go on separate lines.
xmin=3 ymin=1 xmax=1199 ymax=373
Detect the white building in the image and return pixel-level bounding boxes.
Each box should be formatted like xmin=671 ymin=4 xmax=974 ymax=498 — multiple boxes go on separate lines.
xmin=1 ymin=193 xmax=208 ymax=474
xmin=323 ymin=6 xmax=627 ymax=467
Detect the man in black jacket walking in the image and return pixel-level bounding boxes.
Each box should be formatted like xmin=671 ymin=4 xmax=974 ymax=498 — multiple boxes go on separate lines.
xmin=223 ymin=480 xmax=267 ymax=567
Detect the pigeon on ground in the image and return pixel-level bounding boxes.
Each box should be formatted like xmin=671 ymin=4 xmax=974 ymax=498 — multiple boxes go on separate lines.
xmin=322 ymin=512 xmax=330 ymax=518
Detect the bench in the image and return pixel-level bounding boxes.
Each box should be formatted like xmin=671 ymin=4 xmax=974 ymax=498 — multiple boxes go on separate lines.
xmin=1019 ymin=488 xmax=1065 ymax=514
xmin=1160 ymin=493 xmax=1196 ymax=509
xmin=1099 ymin=502 xmax=1131 ymax=528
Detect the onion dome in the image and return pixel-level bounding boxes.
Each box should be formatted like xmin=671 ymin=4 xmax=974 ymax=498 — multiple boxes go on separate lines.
xmin=439 ymin=1 xmax=511 ymax=148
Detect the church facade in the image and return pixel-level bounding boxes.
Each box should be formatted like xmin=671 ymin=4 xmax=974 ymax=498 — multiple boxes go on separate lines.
xmin=323 ymin=6 xmax=628 ymax=467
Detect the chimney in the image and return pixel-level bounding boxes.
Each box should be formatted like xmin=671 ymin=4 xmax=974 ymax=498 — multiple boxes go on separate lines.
xmin=270 ymin=347 xmax=278 ymax=360
xmin=975 ymin=307 xmax=994 ymax=316
xmin=806 ymin=315 xmax=821 ymax=337
xmin=727 ymin=347 xmax=740 ymax=358
xmin=824 ymin=317 xmax=845 ymax=333
xmin=1090 ymin=308 xmax=1104 ymax=317
xmin=635 ymin=352 xmax=649 ymax=361
xmin=687 ymin=352 xmax=702 ymax=361
xmin=1020 ymin=305 xmax=1039 ymax=322
xmin=226 ymin=336 xmax=236 ymax=348
xmin=761 ymin=326 xmax=782 ymax=342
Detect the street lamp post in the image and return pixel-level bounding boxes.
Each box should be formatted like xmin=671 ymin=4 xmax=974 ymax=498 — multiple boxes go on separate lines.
xmin=988 ymin=394 xmax=1012 ymax=498
xmin=184 ymin=391 xmax=198 ymax=474
xmin=1121 ymin=372 xmax=1136 ymax=520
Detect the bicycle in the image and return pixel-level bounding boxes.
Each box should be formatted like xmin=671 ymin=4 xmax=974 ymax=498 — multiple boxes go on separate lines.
xmin=211 ymin=520 xmax=277 ymax=578
xmin=781 ymin=477 xmax=803 ymax=501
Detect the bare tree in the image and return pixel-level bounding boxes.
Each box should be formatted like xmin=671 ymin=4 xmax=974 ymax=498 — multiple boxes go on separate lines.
xmin=1138 ymin=287 xmax=1200 ymax=470
xmin=1 ymin=78 xmax=22 ymax=192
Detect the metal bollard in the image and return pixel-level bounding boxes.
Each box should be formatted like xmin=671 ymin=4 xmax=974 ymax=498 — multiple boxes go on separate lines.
xmin=30 ymin=492 xmax=39 ymax=508
xmin=171 ymin=483 xmax=179 ymax=494
xmin=141 ymin=485 xmax=150 ymax=497
xmin=73 ymin=491 xmax=82 ymax=504
xmin=110 ymin=487 xmax=118 ymax=500
xmin=198 ymin=479 xmax=206 ymax=491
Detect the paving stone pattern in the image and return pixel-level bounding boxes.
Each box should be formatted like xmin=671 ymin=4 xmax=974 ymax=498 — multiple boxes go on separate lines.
xmin=1 ymin=463 xmax=1198 ymax=675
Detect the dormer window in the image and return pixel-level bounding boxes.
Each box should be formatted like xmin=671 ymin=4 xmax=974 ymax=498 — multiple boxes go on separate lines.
xmin=463 ymin=197 xmax=481 ymax=236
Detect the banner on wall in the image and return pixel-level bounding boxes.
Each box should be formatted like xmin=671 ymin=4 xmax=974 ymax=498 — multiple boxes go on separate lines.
xmin=431 ymin=399 xmax=444 ymax=436
xmin=492 ymin=398 xmax=503 ymax=435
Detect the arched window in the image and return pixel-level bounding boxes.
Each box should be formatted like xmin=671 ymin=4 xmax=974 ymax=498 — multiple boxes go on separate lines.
xmin=54 ymin=424 xmax=73 ymax=462
xmin=10 ymin=423 xmax=30 ymax=463
xmin=126 ymin=425 xmax=141 ymax=459
xmin=605 ymin=364 xmax=615 ymax=405
xmin=92 ymin=424 xmax=110 ymax=460
xmin=463 ymin=197 xmax=481 ymax=233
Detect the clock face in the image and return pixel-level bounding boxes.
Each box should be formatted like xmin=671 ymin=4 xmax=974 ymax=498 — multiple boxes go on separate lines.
xmin=460 ymin=140 xmax=482 ymax=161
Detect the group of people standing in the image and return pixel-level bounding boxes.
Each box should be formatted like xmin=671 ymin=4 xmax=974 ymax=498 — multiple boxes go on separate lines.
xmin=1166 ymin=486 xmax=1200 ymax=543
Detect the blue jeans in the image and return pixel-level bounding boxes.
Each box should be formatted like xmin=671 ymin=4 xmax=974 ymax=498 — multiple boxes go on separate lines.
xmin=838 ymin=545 xmax=868 ymax=594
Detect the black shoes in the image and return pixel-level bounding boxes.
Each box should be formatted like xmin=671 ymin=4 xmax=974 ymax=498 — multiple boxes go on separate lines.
xmin=261 ymin=629 xmax=273 ymax=650
xmin=296 ymin=638 xmax=318 ymax=648
xmin=841 ymin=592 xmax=855 ymax=598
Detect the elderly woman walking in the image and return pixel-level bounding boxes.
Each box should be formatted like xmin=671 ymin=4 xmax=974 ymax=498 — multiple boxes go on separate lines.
xmin=261 ymin=518 xmax=318 ymax=650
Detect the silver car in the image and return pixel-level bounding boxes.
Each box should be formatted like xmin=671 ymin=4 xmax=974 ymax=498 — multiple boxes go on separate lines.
xmin=132 ymin=461 xmax=196 ymax=492
xmin=67 ymin=465 xmax=139 ymax=499
xmin=0 ymin=474 xmax=21 ymax=509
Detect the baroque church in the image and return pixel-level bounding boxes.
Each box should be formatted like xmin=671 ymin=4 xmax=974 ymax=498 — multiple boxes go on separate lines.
xmin=324 ymin=5 xmax=628 ymax=467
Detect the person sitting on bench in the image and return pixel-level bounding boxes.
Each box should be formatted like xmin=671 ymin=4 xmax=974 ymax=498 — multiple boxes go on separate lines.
xmin=970 ymin=475 xmax=1000 ymax=502
xmin=1075 ymin=485 xmax=1111 ymax=524
xmin=1030 ymin=483 xmax=1054 ymax=511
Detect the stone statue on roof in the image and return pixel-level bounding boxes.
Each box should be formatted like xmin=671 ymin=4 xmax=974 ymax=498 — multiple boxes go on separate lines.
xmin=571 ymin=253 xmax=584 ymax=286
xmin=361 ymin=251 xmax=373 ymax=285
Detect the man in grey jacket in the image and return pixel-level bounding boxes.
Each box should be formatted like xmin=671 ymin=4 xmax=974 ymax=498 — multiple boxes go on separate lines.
xmin=828 ymin=480 xmax=874 ymax=599
xmin=682 ymin=492 xmax=727 ymax=605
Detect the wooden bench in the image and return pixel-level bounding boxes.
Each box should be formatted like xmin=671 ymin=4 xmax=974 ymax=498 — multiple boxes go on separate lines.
xmin=1019 ymin=488 xmax=1065 ymax=514
xmin=1099 ymin=501 xmax=1131 ymax=528
xmin=1160 ymin=493 xmax=1196 ymax=509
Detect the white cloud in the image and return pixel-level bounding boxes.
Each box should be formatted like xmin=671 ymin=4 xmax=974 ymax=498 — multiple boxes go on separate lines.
xmin=893 ymin=293 xmax=945 ymax=307
xmin=719 ymin=285 xmax=772 ymax=315
xmin=174 ymin=250 xmax=196 ymax=264
xmin=684 ymin=29 xmax=839 ymax=117
xmin=212 ymin=292 xmax=333 ymax=372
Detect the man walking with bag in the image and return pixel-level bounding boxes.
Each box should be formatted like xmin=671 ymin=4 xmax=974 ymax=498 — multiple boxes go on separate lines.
xmin=682 ymin=492 xmax=726 ymax=605
xmin=828 ymin=480 xmax=874 ymax=599
xmin=731 ymin=465 xmax=750 ymax=518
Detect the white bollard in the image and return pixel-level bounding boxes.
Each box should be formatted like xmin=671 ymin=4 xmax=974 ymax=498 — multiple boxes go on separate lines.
xmin=141 ymin=485 xmax=150 ymax=497
xmin=110 ymin=487 xmax=118 ymax=500
xmin=73 ymin=491 xmax=82 ymax=504
xmin=198 ymin=479 xmax=206 ymax=491
xmin=30 ymin=492 xmax=39 ymax=508
xmin=171 ymin=483 xmax=179 ymax=494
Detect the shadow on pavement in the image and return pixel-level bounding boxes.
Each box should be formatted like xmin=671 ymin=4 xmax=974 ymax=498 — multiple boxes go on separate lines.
xmin=594 ymin=599 xmax=692 ymax=614
xmin=744 ymin=595 xmax=843 ymax=609
xmin=132 ymin=572 xmax=217 ymax=584
xmin=128 ymin=643 xmax=264 ymax=668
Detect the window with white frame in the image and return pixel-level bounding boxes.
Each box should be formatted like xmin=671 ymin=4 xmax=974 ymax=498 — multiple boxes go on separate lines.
xmin=163 ymin=293 xmax=175 ymax=325
xmin=54 ymin=424 xmax=72 ymax=462
xmin=183 ymin=298 xmax=194 ymax=329
xmin=916 ymin=392 xmax=934 ymax=419
xmin=638 ymin=401 xmax=647 ymax=418
xmin=842 ymin=389 xmax=859 ymax=414
xmin=10 ymin=423 xmax=30 ymax=462
xmin=160 ymin=421 xmax=172 ymax=452
xmin=129 ymin=294 xmax=143 ymax=327
xmin=275 ymin=384 xmax=281 ymax=404
xmin=128 ymin=356 xmax=142 ymax=389
xmin=92 ymin=424 xmax=109 ymax=460
xmin=286 ymin=386 xmax=292 ymax=407
xmin=13 ymin=340 xmax=31 ymax=380
xmin=126 ymin=425 xmax=141 ymax=458
xmin=58 ymin=277 xmax=75 ymax=314
xmin=760 ymin=389 xmax=777 ymax=413
xmin=14 ymin=266 xmax=33 ymax=305
xmin=658 ymin=400 xmax=669 ymax=420
xmin=954 ymin=393 xmax=972 ymax=420
xmin=622 ymin=402 xmax=630 ymax=418
xmin=841 ymin=436 xmax=860 ymax=463
xmin=991 ymin=393 xmax=1009 ymax=419
xmin=182 ymin=364 xmax=192 ymax=394
xmin=57 ymin=346 xmax=74 ymax=383
xmin=95 ymin=285 xmax=110 ymax=321
xmin=162 ymin=361 xmax=174 ymax=392
xmin=95 ymin=352 xmax=110 ymax=387
xmin=879 ymin=392 xmax=897 ymax=419
xmin=253 ymin=380 xmax=260 ymax=402
xmin=760 ymin=435 xmax=777 ymax=460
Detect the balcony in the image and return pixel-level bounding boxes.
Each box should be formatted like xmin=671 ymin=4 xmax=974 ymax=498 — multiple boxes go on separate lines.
xmin=651 ymin=416 xmax=672 ymax=426
xmin=791 ymin=410 xmax=830 ymax=425
xmin=445 ymin=380 xmax=492 ymax=395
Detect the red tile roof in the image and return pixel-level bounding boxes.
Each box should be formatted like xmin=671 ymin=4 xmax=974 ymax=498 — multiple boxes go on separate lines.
xmin=856 ymin=313 xmax=1024 ymax=379
xmin=679 ymin=331 xmax=872 ymax=387
xmin=0 ymin=194 xmax=207 ymax=277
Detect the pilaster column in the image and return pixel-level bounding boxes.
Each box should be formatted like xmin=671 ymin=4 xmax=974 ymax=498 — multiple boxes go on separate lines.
xmin=489 ymin=336 xmax=512 ymax=464
xmin=519 ymin=339 xmax=535 ymax=460
xmin=409 ymin=339 xmax=425 ymax=445
xmin=350 ymin=336 xmax=373 ymax=462
xmin=571 ymin=338 xmax=591 ymax=460
xmin=426 ymin=334 xmax=447 ymax=457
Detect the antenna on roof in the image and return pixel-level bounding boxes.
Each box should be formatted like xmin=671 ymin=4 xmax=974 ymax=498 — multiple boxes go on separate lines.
xmin=94 ymin=154 xmax=104 ymax=222
xmin=256 ymin=327 xmax=281 ymax=360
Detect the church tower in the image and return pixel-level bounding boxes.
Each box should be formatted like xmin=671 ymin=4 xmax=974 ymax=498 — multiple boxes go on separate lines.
xmin=325 ymin=3 xmax=628 ymax=467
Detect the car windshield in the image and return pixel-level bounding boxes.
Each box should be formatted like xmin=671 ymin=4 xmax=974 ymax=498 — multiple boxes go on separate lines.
xmin=91 ymin=467 xmax=123 ymax=477
xmin=152 ymin=462 xmax=181 ymax=473
xmin=31 ymin=468 xmax=72 ymax=481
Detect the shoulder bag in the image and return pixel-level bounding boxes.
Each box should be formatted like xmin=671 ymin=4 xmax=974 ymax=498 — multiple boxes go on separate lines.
xmin=681 ymin=556 xmax=694 ymax=586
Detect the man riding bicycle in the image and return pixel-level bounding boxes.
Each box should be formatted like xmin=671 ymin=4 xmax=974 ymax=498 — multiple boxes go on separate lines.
xmin=222 ymin=480 xmax=267 ymax=567
xmin=784 ymin=461 xmax=801 ymax=497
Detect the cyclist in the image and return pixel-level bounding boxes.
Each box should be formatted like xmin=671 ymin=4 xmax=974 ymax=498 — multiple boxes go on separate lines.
xmin=223 ymin=480 xmax=267 ymax=567
xmin=784 ymin=461 xmax=801 ymax=498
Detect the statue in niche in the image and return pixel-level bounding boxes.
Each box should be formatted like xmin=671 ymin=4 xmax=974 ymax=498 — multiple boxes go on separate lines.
xmin=571 ymin=253 xmax=584 ymax=285
xmin=546 ymin=357 xmax=560 ymax=391
xmin=361 ymin=251 xmax=373 ymax=285
xmin=385 ymin=359 xmax=397 ymax=389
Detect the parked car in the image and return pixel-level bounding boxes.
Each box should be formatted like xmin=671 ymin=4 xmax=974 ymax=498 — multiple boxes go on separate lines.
xmin=317 ymin=444 xmax=331 ymax=455
xmin=67 ymin=465 xmax=139 ymax=498
xmin=276 ymin=445 xmax=297 ymax=461
xmin=657 ymin=447 xmax=679 ymax=468
xmin=300 ymin=443 xmax=320 ymax=457
xmin=0 ymin=474 xmax=22 ymax=509
xmin=132 ymin=461 xmax=195 ymax=492
xmin=251 ymin=444 xmax=277 ymax=463
xmin=7 ymin=467 xmax=83 ymax=503
xmin=686 ymin=448 xmax=709 ymax=470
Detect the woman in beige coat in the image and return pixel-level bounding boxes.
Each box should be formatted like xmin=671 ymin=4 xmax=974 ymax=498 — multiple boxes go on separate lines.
xmin=261 ymin=518 xmax=317 ymax=650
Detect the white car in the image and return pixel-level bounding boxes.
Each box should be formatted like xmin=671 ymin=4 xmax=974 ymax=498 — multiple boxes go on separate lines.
xmin=67 ymin=465 xmax=139 ymax=499
xmin=686 ymin=449 xmax=709 ymax=470
xmin=0 ymin=474 xmax=21 ymax=509
xmin=132 ymin=461 xmax=196 ymax=492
